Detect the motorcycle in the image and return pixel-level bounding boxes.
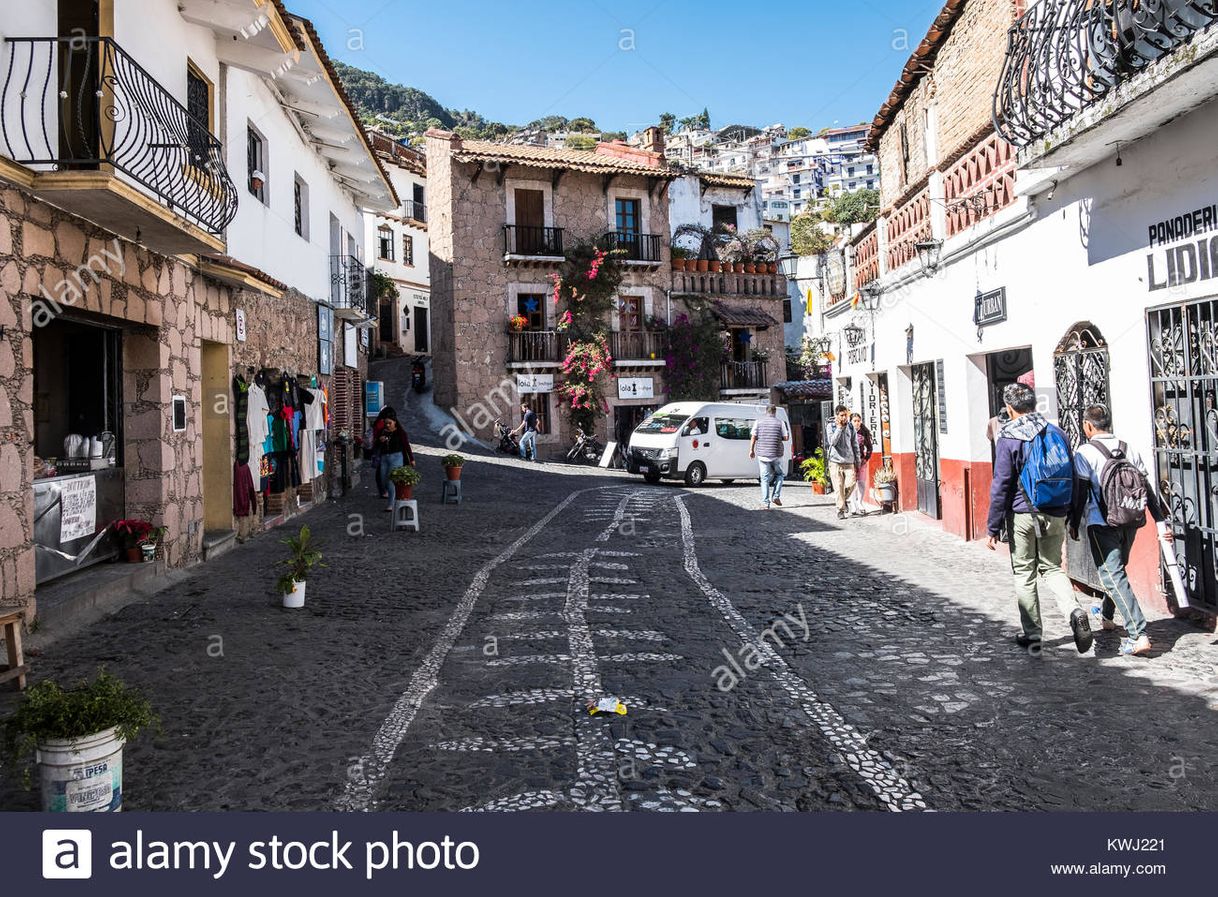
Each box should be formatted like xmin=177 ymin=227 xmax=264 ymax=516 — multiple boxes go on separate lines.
xmin=411 ymin=360 xmax=427 ymax=393
xmin=566 ymin=427 xmax=605 ymax=465
xmin=494 ymin=419 xmax=520 ymax=456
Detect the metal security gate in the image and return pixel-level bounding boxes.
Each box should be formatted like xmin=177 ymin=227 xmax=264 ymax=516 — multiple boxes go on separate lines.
xmin=1148 ymin=300 xmax=1218 ymax=614
xmin=1054 ymin=324 xmax=1110 ymax=591
xmin=912 ymin=363 xmax=941 ymax=519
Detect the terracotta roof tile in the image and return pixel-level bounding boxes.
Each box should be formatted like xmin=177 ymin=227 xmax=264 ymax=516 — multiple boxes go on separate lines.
xmin=709 ymin=300 xmax=779 ymax=328
xmin=450 ymin=139 xmax=677 ymax=178
xmin=696 ymin=171 xmax=757 ymax=190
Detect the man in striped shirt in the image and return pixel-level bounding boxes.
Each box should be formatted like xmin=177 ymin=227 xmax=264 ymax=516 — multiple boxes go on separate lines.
xmin=750 ymin=405 xmax=790 ymax=510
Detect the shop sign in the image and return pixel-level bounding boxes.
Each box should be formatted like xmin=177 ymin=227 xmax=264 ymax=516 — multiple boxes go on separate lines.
xmin=618 ymin=377 xmax=655 ymax=400
xmin=935 ymin=359 xmax=947 ymax=435
xmin=846 ymin=342 xmax=871 ymax=366
xmin=235 ymin=308 xmax=247 ymax=342
xmin=973 ymin=288 xmax=1006 ymax=331
xmin=1146 ymin=202 xmax=1218 ymax=291
xmin=365 ymin=381 xmax=384 ymax=416
xmin=59 ymin=475 xmax=96 ymax=542
xmin=517 ymin=373 xmax=553 ymax=394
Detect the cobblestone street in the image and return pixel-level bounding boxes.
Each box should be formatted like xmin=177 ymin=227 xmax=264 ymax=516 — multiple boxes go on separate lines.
xmin=3 ymin=376 xmax=1216 ymax=813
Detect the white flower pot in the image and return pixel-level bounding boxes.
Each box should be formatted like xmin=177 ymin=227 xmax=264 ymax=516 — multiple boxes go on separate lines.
xmin=282 ymin=579 xmax=306 ymax=609
xmin=874 ymin=483 xmax=897 ymax=504
xmin=37 ymin=725 xmax=125 ymax=812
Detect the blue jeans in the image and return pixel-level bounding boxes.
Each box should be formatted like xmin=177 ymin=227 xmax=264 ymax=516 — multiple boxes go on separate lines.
xmin=1087 ymin=524 xmax=1148 ymax=640
xmin=380 ymin=452 xmax=404 ymax=509
xmin=758 ymin=458 xmax=785 ymax=506
xmin=519 ymin=430 xmax=537 ymax=461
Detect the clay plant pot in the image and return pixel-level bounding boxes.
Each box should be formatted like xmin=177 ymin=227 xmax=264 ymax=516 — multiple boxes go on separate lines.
xmin=124 ymin=547 xmax=142 ymax=563
xmin=735 ymin=262 xmax=747 ymax=273
xmin=768 ymin=262 xmax=778 ymax=274
xmin=695 ymin=259 xmax=709 ymax=272
xmin=444 ymin=465 xmax=463 ymax=482
xmin=744 ymin=263 xmax=757 ymax=274
xmin=394 ymin=483 xmax=414 ymax=500
xmin=709 ymin=260 xmax=722 ymax=273
xmin=811 ymin=482 xmax=826 ymax=496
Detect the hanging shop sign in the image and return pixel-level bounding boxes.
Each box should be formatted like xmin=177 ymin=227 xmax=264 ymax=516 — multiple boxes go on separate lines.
xmin=517 ymin=373 xmax=554 ymax=394
xmin=935 ymin=359 xmax=948 ymax=435
xmin=59 ymin=475 xmax=97 ymax=542
xmin=365 ymin=381 xmax=385 ymax=416
xmin=617 ymin=377 xmax=655 ymax=400
xmin=877 ymin=373 xmax=893 ymax=462
xmin=973 ymin=287 xmax=1007 ymax=337
xmin=235 ymin=308 xmax=247 ymax=342
xmin=1146 ymin=202 xmax=1218 ymax=291
xmin=318 ymin=306 xmax=333 ymax=376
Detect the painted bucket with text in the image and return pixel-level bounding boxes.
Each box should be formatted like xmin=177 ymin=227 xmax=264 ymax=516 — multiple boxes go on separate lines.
xmin=37 ymin=726 xmax=125 ymax=812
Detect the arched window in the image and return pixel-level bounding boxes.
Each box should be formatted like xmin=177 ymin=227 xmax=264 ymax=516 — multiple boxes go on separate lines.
xmin=1053 ymin=322 xmax=1110 ymax=449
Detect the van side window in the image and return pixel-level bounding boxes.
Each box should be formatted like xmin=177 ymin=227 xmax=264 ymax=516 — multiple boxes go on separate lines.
xmin=683 ymin=417 xmax=709 ymax=437
xmin=715 ymin=418 xmax=754 ymax=440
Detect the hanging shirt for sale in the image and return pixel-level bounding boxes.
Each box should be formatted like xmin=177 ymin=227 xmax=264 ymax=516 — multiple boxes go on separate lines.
xmin=232 ymin=375 xmax=251 ymax=464
xmin=247 ymin=382 xmax=271 ymax=489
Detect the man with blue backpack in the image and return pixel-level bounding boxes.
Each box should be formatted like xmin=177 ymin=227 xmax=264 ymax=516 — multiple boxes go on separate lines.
xmin=985 ymin=383 xmax=1093 ymax=654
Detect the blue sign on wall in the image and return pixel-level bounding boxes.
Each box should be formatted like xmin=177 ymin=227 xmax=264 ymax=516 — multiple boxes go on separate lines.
xmin=365 ymin=381 xmax=384 ymax=417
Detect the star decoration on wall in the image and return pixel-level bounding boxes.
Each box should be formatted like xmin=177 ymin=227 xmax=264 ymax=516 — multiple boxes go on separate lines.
xmin=523 ymin=297 xmax=539 ymax=313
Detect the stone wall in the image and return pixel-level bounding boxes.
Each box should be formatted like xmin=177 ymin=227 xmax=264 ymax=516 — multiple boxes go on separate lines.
xmin=0 ymin=180 xmax=325 ymax=619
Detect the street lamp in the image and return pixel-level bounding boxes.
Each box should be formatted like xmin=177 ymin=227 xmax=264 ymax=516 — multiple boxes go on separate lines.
xmin=859 ymin=281 xmax=883 ymax=311
xmin=843 ymin=321 xmax=866 ymax=347
xmin=777 ymin=251 xmax=799 ymax=280
xmin=915 ymin=239 xmax=943 ymax=274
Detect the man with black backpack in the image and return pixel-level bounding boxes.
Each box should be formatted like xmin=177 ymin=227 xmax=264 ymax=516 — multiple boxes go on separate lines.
xmin=986 ymin=383 xmax=1093 ymax=654
xmin=1069 ymin=405 xmax=1171 ymax=657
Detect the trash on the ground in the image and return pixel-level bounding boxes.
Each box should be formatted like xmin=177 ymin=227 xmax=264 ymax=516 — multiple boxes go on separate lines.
xmin=587 ymin=697 xmax=628 ymax=716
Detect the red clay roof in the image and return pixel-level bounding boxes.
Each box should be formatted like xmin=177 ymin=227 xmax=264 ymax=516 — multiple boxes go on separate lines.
xmin=443 ymin=136 xmax=677 ymax=178
xmin=865 ymin=0 xmax=968 ymax=152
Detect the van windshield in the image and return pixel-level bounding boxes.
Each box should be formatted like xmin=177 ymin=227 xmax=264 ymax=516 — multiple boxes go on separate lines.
xmin=635 ymin=412 xmax=690 ymax=435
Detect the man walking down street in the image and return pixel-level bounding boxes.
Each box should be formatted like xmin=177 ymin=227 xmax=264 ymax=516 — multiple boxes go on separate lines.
xmin=512 ymin=400 xmax=541 ymax=463
xmin=1070 ymin=404 xmax=1171 ymax=657
xmin=750 ymin=405 xmax=790 ymax=510
xmin=985 ymin=383 xmax=1092 ymax=654
xmin=826 ymin=405 xmax=860 ymax=520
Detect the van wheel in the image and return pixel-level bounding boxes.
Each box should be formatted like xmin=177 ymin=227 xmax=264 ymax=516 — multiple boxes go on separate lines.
xmin=684 ymin=463 xmax=707 ymax=487
xmin=721 ymin=479 xmax=735 ymax=485
xmin=643 ymin=471 xmax=662 ymax=485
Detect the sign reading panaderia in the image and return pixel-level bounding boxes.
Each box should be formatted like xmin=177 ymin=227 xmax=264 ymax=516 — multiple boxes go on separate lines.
xmin=1147 ymin=202 xmax=1218 ymax=291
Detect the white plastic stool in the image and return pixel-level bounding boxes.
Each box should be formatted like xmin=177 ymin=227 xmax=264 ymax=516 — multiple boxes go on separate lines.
xmin=392 ymin=499 xmax=419 ymax=532
xmin=441 ymin=480 xmax=462 ymax=505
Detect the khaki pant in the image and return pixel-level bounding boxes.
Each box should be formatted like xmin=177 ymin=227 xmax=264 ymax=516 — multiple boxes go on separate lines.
xmin=1009 ymin=512 xmax=1077 ymax=640
xmin=829 ymin=461 xmax=857 ymax=512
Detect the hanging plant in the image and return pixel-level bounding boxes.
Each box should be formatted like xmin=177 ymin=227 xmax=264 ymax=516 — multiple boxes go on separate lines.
xmin=557 ymin=334 xmax=615 ymax=432
xmin=548 ymin=239 xmax=624 ymax=326
xmin=653 ymin=312 xmax=723 ymax=402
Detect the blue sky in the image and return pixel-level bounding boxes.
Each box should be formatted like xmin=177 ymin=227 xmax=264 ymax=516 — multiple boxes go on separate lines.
xmin=289 ymin=0 xmax=947 ymax=133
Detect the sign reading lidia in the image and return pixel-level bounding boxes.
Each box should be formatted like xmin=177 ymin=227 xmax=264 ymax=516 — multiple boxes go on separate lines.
xmin=1147 ymin=203 xmax=1218 ymax=291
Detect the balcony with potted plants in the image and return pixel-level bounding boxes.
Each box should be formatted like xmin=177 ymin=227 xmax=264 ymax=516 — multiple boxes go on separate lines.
xmin=507 ymin=315 xmax=565 ymax=366
xmin=671 ymin=223 xmax=787 ymax=297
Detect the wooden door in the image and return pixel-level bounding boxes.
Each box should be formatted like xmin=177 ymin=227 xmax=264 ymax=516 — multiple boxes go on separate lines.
xmin=515 ymin=189 xmax=544 ymax=253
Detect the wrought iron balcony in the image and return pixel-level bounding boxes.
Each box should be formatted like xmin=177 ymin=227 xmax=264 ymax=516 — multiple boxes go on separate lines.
xmin=608 ymin=329 xmax=666 ymax=361
xmin=721 ymin=360 xmax=769 ymax=391
xmin=330 ymin=255 xmax=369 ymax=318
xmin=0 ymin=36 xmax=238 ymax=235
xmin=402 ymin=199 xmax=426 ymax=223
xmin=994 ymin=0 xmax=1218 ymax=147
xmin=503 ymin=224 xmax=564 ymax=257
xmin=601 ymin=230 xmax=662 ymax=263
xmin=507 ymin=329 xmax=564 ymax=363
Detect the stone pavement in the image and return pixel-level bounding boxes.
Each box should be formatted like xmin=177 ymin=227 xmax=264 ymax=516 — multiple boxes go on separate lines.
xmin=1 ymin=367 xmax=1215 ymax=812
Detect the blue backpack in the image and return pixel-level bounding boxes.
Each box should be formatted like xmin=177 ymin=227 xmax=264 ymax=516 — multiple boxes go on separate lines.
xmin=1019 ymin=425 xmax=1074 ymax=510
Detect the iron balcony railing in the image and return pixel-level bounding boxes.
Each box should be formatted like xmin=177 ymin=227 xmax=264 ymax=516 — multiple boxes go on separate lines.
xmin=503 ymin=224 xmax=564 ymax=257
xmin=508 ymin=329 xmax=564 ymax=363
xmin=601 ymin=230 xmax=662 ymax=263
xmin=0 ymin=36 xmax=238 ymax=234
xmin=721 ymin=360 xmax=769 ymax=391
xmin=609 ymin=329 xmax=665 ymax=361
xmin=994 ymin=0 xmax=1218 ymax=147
xmin=403 ymin=199 xmax=426 ymax=223
xmin=330 ymin=255 xmax=369 ymax=314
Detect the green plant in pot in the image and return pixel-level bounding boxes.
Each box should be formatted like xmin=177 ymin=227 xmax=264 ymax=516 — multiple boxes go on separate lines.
xmin=799 ymin=449 xmax=830 ymax=495
xmin=277 ymin=525 xmax=324 ymax=608
xmin=389 ymin=464 xmax=421 ymax=500
xmin=873 ymin=466 xmax=898 ymax=507
xmin=441 ymin=453 xmax=465 ymax=482
xmin=2 ymin=668 xmax=158 ymax=811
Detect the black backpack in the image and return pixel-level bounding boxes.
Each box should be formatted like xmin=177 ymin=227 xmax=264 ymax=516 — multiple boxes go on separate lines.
xmin=1091 ymin=440 xmax=1148 ymax=528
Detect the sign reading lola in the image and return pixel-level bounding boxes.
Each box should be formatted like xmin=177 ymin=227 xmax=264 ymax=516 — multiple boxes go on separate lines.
xmin=1147 ymin=202 xmax=1218 ymax=291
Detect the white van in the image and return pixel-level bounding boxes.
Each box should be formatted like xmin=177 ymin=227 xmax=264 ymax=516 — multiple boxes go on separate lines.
xmin=626 ymin=402 xmax=792 ymax=487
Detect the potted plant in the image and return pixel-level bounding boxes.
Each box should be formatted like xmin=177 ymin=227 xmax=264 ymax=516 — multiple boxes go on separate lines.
xmin=800 ymin=449 xmax=830 ymax=495
xmin=389 ymin=464 xmax=421 ymax=500
xmin=873 ymin=466 xmax=898 ymax=506
xmin=509 ymin=314 xmax=529 ymax=333
xmin=139 ymin=526 xmax=167 ymax=563
xmin=442 ymin=453 xmax=465 ymax=481
xmin=276 ymin=525 xmax=323 ymax=609
xmin=2 ymin=669 xmax=158 ymax=811
xmin=671 ymin=247 xmax=689 ymax=272
xmin=111 ymin=519 xmax=153 ymax=562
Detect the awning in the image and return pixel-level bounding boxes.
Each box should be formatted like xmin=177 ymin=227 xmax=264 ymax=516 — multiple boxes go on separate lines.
xmin=774 ymin=380 xmax=834 ymax=399
xmin=710 ymin=300 xmax=779 ymax=329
